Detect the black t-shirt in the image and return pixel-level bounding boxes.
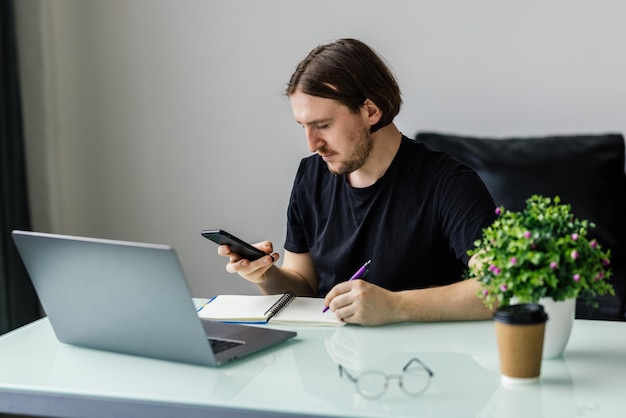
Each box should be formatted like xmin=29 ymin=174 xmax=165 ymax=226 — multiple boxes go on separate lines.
xmin=285 ymin=136 xmax=496 ymax=296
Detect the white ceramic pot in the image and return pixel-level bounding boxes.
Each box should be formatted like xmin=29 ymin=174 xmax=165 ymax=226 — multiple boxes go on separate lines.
xmin=538 ymin=297 xmax=576 ymax=359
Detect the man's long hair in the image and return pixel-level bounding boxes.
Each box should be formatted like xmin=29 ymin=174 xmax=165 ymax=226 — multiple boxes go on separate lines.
xmin=286 ymin=39 xmax=402 ymax=133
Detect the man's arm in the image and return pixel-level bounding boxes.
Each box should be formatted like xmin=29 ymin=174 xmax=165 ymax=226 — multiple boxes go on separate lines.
xmin=257 ymin=251 xmax=318 ymax=296
xmin=394 ymin=279 xmax=494 ymax=321
xmin=219 ymin=243 xmax=318 ymax=296
xmin=325 ymin=278 xmax=493 ymax=325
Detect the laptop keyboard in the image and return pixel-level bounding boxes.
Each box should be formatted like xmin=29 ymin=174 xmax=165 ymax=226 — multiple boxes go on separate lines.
xmin=208 ymin=338 xmax=244 ymax=354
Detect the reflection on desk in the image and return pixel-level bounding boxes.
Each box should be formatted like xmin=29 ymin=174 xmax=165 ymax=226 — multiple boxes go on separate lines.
xmin=317 ymin=326 xmax=499 ymax=414
xmin=0 ymin=306 xmax=624 ymax=418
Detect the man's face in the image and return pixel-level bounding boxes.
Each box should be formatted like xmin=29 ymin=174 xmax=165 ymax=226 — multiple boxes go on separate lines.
xmin=290 ymin=91 xmax=373 ymax=175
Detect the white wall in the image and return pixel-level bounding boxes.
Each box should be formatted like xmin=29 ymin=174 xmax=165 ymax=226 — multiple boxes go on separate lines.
xmin=15 ymin=0 xmax=626 ymax=298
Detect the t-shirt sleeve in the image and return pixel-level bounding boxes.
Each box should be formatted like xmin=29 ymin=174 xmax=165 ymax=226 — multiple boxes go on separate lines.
xmin=435 ymin=161 xmax=496 ymax=265
xmin=284 ymin=160 xmax=310 ymax=254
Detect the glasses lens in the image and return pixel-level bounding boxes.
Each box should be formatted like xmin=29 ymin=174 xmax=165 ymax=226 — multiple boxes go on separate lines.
xmin=356 ymin=371 xmax=387 ymax=399
xmin=401 ymin=367 xmax=431 ymax=396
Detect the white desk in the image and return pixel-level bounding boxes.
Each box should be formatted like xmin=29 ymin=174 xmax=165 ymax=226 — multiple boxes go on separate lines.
xmin=0 ymin=300 xmax=624 ymax=418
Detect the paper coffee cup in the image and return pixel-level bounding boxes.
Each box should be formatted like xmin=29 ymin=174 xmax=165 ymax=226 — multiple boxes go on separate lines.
xmin=494 ymin=304 xmax=548 ymax=384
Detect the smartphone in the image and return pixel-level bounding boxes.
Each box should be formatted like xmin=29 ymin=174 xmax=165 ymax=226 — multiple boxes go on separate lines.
xmin=201 ymin=229 xmax=268 ymax=261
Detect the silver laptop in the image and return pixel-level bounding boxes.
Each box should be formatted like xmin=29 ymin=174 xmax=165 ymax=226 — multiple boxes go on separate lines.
xmin=12 ymin=230 xmax=296 ymax=367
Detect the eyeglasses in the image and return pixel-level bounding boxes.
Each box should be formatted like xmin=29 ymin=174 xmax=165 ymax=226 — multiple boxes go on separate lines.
xmin=338 ymin=357 xmax=434 ymax=400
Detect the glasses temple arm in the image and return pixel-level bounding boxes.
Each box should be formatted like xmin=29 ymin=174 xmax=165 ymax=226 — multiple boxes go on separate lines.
xmin=403 ymin=357 xmax=435 ymax=377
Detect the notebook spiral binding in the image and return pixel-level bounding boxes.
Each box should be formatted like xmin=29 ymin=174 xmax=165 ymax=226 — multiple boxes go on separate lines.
xmin=264 ymin=291 xmax=296 ymax=320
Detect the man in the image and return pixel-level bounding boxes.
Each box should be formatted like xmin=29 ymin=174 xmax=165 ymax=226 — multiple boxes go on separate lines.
xmin=219 ymin=38 xmax=496 ymax=325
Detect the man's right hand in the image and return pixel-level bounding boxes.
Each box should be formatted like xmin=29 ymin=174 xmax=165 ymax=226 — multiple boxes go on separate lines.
xmin=217 ymin=240 xmax=278 ymax=284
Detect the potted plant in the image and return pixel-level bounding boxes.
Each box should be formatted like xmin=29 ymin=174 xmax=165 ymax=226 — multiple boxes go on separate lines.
xmin=466 ymin=195 xmax=614 ymax=357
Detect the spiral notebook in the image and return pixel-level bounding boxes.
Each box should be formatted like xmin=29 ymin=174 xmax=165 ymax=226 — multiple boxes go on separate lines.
xmin=198 ymin=292 xmax=345 ymax=327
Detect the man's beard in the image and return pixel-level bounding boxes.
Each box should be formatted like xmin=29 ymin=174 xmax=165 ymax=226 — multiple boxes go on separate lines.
xmin=325 ymin=126 xmax=373 ymax=176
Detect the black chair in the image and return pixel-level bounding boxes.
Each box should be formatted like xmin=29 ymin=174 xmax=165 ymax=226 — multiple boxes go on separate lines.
xmin=415 ymin=132 xmax=626 ymax=320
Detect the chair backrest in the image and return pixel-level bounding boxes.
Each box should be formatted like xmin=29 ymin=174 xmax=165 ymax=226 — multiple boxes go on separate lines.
xmin=416 ymin=132 xmax=626 ymax=320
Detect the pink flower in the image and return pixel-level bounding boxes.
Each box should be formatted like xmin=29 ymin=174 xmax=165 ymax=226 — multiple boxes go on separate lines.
xmin=524 ymin=231 xmax=531 ymax=239
xmin=571 ymin=250 xmax=579 ymax=260
xmin=482 ymin=289 xmax=489 ymax=296
xmin=590 ymin=240 xmax=598 ymax=249
xmin=571 ymin=233 xmax=579 ymax=241
xmin=595 ymin=272 xmax=605 ymax=281
xmin=495 ymin=207 xmax=502 ymax=216
xmin=500 ymin=284 xmax=508 ymax=292
xmin=510 ymin=257 xmax=517 ymax=265
xmin=488 ymin=264 xmax=501 ymax=275
xmin=573 ymin=274 xmax=580 ymax=282
xmin=550 ymin=261 xmax=558 ymax=269
xmin=602 ymin=259 xmax=610 ymax=267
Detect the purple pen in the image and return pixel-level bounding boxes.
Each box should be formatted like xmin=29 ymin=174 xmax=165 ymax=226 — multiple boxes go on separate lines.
xmin=322 ymin=259 xmax=372 ymax=313
xmin=348 ymin=259 xmax=372 ymax=281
